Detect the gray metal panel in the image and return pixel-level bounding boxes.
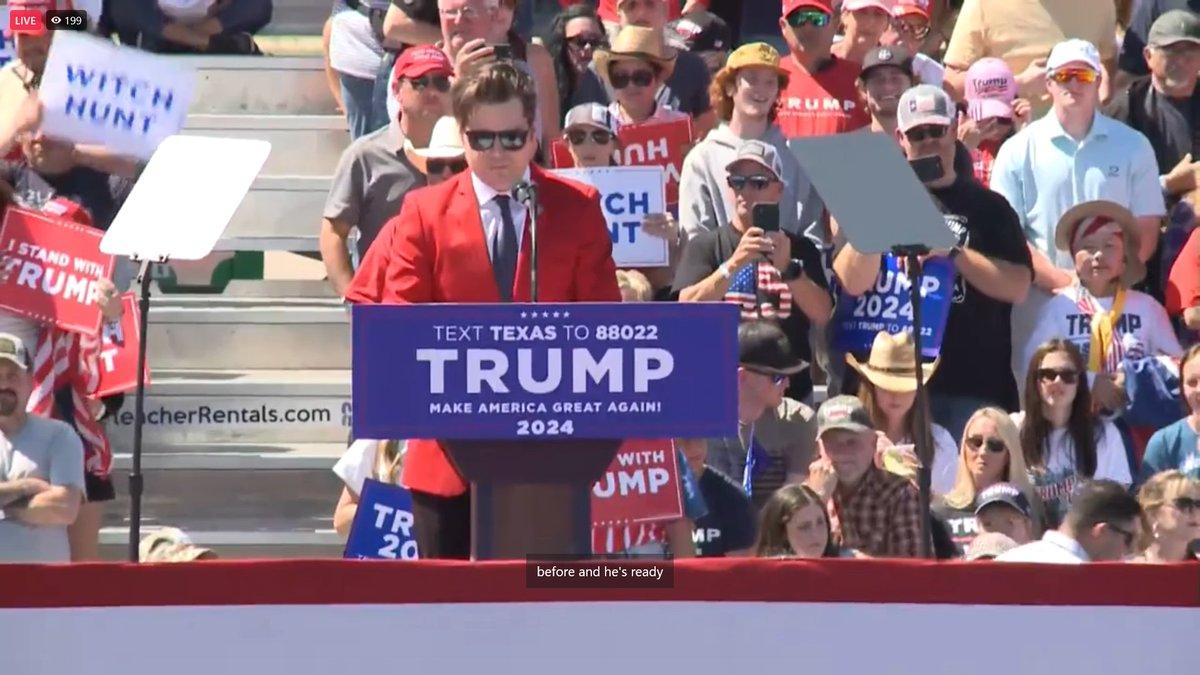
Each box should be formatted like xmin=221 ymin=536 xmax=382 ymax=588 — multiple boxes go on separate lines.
xmin=788 ymin=132 xmax=957 ymax=254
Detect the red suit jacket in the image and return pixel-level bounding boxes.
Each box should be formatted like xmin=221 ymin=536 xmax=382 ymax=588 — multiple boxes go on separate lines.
xmin=344 ymin=164 xmax=621 ymax=497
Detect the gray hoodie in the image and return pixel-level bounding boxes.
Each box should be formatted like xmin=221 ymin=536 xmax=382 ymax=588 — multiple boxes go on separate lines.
xmin=678 ymin=124 xmax=822 ymax=241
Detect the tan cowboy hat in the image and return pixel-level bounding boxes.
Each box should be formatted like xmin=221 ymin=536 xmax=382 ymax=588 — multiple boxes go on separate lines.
xmin=1053 ymin=200 xmax=1145 ymax=287
xmin=845 ymin=331 xmax=939 ymax=393
xmin=593 ymin=25 xmax=677 ymax=87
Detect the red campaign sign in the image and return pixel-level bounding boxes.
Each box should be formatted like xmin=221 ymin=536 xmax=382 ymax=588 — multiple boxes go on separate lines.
xmin=591 ymin=438 xmax=683 ymax=528
xmin=550 ymin=118 xmax=694 ymax=206
xmin=0 ymin=207 xmax=114 ymax=336
xmin=94 ymin=293 xmax=149 ymax=398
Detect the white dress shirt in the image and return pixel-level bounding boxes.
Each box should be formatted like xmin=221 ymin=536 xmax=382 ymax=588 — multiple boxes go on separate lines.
xmin=471 ymin=168 xmax=531 ymax=262
xmin=994 ymin=530 xmax=1090 ymax=564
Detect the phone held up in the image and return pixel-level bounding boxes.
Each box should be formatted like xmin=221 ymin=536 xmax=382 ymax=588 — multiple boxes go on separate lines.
xmin=752 ymin=203 xmax=780 ymax=233
xmin=490 ymin=43 xmax=514 ymax=61
xmin=908 ymin=155 xmax=945 ymax=183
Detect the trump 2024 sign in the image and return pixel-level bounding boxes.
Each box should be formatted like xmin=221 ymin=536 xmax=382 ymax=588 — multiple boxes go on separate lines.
xmin=351 ymin=303 xmax=739 ymax=440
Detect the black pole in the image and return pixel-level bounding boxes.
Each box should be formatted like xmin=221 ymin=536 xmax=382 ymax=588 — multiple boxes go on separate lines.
xmin=127 ymin=258 xmax=154 ymax=562
xmin=893 ymin=247 xmax=932 ymax=560
xmin=527 ymin=188 xmax=539 ymax=304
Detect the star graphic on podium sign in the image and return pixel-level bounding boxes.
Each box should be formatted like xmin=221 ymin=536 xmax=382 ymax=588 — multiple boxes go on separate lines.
xmin=520 ymin=311 xmax=528 ymax=318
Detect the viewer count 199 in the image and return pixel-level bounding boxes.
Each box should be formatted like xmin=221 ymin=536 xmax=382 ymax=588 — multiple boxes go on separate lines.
xmin=9 ymin=9 xmax=88 ymax=32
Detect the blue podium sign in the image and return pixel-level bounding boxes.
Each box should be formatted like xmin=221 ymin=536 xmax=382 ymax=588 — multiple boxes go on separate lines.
xmin=344 ymin=479 xmax=420 ymax=560
xmin=351 ymin=302 xmax=740 ymax=440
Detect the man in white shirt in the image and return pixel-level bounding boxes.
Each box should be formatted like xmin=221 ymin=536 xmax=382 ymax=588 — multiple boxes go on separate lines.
xmin=997 ymin=479 xmax=1143 ymax=563
xmin=0 ymin=333 xmax=84 ymax=563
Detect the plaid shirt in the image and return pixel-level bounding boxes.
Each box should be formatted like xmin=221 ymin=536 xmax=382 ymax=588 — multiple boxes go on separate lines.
xmin=832 ymin=465 xmax=927 ymax=558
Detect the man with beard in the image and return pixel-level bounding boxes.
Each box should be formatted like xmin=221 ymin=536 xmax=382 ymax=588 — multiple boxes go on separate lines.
xmin=0 ymin=334 xmax=85 ymax=564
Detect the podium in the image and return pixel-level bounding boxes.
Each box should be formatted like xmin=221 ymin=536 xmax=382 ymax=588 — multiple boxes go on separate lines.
xmin=351 ymin=301 xmax=739 ymax=560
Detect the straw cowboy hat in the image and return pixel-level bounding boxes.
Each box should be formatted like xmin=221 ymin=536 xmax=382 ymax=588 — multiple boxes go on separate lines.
xmin=845 ymin=331 xmax=939 ymax=393
xmin=594 ymin=25 xmax=677 ymax=86
xmin=1053 ymin=199 xmax=1145 ymax=287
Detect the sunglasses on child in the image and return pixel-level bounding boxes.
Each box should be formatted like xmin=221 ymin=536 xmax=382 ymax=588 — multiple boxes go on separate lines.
xmin=427 ymin=158 xmax=467 ymax=174
xmin=786 ymin=9 xmax=830 ymax=28
xmin=965 ymin=435 xmax=1006 ymax=453
xmin=566 ymin=129 xmax=615 ymax=146
xmin=403 ymin=75 xmax=452 ymax=93
xmin=1037 ymin=368 xmax=1078 ymax=385
xmin=464 ymin=128 xmax=530 ymax=151
xmin=727 ymin=174 xmax=776 ymax=191
xmin=610 ymin=69 xmax=656 ymax=89
xmin=1049 ymin=68 xmax=1098 ymax=85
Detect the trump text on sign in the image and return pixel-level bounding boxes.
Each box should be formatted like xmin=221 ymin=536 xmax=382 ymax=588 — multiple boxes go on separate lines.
xmin=351 ymin=303 xmax=739 ymax=441
xmin=553 ymin=166 xmax=669 ymax=267
xmin=344 ymin=479 xmax=420 ymax=560
xmin=831 ymin=255 xmax=956 ymax=357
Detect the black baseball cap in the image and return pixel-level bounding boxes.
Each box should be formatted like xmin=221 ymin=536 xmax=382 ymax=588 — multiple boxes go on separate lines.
xmin=738 ymin=321 xmax=807 ymax=375
xmin=974 ymin=483 xmax=1032 ymax=519
xmin=666 ymin=10 xmax=731 ymax=53
xmin=859 ymin=45 xmax=914 ymax=81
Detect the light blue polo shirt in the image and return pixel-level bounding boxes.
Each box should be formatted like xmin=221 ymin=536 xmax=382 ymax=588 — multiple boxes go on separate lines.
xmin=990 ymin=111 xmax=1165 ymax=270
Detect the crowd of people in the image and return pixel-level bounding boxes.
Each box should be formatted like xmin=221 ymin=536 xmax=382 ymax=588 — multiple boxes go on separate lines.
xmin=2 ymin=0 xmax=1200 ymax=566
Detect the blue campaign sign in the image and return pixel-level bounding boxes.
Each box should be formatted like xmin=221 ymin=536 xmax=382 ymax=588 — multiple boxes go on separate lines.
xmin=830 ymin=255 xmax=956 ymax=357
xmin=351 ymin=302 xmax=740 ymax=440
xmin=344 ymin=479 xmax=420 ymax=560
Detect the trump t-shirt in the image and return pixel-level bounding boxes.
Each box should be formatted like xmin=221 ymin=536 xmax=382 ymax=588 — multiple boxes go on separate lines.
xmin=776 ymin=56 xmax=868 ymax=139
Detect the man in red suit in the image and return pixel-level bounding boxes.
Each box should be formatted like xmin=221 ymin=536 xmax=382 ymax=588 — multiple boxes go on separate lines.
xmin=344 ymin=61 xmax=621 ymax=559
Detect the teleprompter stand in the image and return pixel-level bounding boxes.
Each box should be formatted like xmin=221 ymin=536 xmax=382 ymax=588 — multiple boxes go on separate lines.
xmin=446 ymin=179 xmax=621 ymax=560
xmin=788 ymin=132 xmax=958 ymax=559
xmin=101 ymin=135 xmax=271 ymax=561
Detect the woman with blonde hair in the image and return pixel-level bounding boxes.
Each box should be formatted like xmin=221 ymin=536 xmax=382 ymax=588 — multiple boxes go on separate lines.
xmin=934 ymin=407 xmax=1041 ymax=554
xmin=332 ymin=439 xmax=406 ymax=537
xmin=1131 ymin=470 xmax=1200 ymax=563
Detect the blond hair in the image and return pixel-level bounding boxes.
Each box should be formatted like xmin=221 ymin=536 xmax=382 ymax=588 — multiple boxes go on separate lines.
xmin=943 ymin=407 xmax=1043 ymax=530
xmin=373 ymin=440 xmax=405 ymax=484
xmin=1138 ymin=470 xmax=1200 ymax=515
xmin=616 ymin=269 xmax=653 ymax=301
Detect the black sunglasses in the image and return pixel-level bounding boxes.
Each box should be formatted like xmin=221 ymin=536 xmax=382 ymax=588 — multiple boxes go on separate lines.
xmin=427 ymin=158 xmax=467 ymax=175
xmin=1105 ymin=522 xmax=1137 ymax=549
xmin=404 ymin=75 xmax=452 ymax=93
xmin=966 ymin=435 xmax=1006 ymax=454
xmin=610 ymin=69 xmax=655 ymax=89
xmin=727 ymin=174 xmax=775 ymax=191
xmin=567 ymin=34 xmax=604 ymax=50
xmin=1172 ymin=497 xmax=1200 ymax=512
xmin=1037 ymin=368 xmax=1079 ymax=385
xmin=786 ymin=9 xmax=831 ymax=28
xmin=566 ymin=129 xmax=614 ymax=146
xmin=744 ymin=367 xmax=789 ymax=385
xmin=905 ymin=125 xmax=948 ymax=143
xmin=464 ymin=128 xmax=530 ymax=152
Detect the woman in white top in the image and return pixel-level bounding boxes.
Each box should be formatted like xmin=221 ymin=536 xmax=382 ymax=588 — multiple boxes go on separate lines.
xmin=846 ymin=331 xmax=959 ymax=495
xmin=1021 ymin=201 xmax=1183 ymax=411
xmin=326 ymin=1 xmax=388 ymax=139
xmin=593 ymin=25 xmax=689 ymax=128
xmin=1014 ymin=339 xmax=1132 ymax=528
xmin=332 ymin=439 xmax=405 ymax=537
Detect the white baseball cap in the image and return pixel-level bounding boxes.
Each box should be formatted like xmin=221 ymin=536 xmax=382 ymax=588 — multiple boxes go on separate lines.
xmin=1046 ymin=38 xmax=1102 ymax=73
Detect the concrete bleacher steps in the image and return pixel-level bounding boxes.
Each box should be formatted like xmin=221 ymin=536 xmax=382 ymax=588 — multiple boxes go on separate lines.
xmin=183 ymin=115 xmax=347 ymax=176
xmin=259 ymin=0 xmax=332 ymax=36
xmin=190 ymin=57 xmax=336 ymax=115
xmin=216 ymin=176 xmax=328 ymax=252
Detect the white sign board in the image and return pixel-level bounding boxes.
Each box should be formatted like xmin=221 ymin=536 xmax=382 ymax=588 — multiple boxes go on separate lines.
xmin=38 ymin=32 xmax=196 ymax=160
xmin=0 ymin=10 xmax=13 ymax=70
xmin=102 ymin=135 xmax=271 ymax=261
xmin=553 ymin=166 xmax=669 ymax=268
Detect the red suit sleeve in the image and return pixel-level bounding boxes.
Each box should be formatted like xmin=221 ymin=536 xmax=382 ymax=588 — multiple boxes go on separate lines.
xmin=343 ymin=192 xmax=434 ymax=304
xmin=1165 ymin=228 xmax=1200 ymax=317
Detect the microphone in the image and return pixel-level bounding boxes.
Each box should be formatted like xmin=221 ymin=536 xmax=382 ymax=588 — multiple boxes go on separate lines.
xmin=513 ymin=180 xmax=540 ymax=303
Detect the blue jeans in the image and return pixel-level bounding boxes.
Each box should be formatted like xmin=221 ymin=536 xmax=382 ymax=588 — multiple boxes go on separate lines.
xmin=371 ymin=51 xmax=399 ymax=130
xmin=930 ymin=394 xmax=994 ymax=445
xmin=340 ymin=72 xmax=384 ymax=141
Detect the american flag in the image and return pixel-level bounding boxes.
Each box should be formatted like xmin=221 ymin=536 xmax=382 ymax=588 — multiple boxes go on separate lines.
xmin=27 ymin=326 xmax=112 ymax=479
xmin=592 ymin=522 xmax=666 ymax=555
xmin=725 ymin=260 xmax=792 ymax=320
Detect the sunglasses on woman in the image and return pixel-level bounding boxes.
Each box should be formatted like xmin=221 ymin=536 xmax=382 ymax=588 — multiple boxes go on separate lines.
xmin=610 ymin=69 xmax=655 ymax=89
xmin=727 ymin=174 xmax=775 ymax=191
xmin=905 ymin=125 xmax=948 ymax=143
xmin=567 ymin=34 xmax=604 ymax=50
xmin=1037 ymin=368 xmax=1078 ymax=384
xmin=427 ymin=158 xmax=467 ymax=175
xmin=464 ymin=128 xmax=529 ymax=152
xmin=404 ymin=75 xmax=452 ymax=93
xmin=965 ymin=435 xmax=1006 ymax=453
xmin=1049 ymin=68 xmax=1098 ymax=85
xmin=786 ymin=9 xmax=830 ymax=28
xmin=1172 ymin=496 xmax=1200 ymax=512
xmin=566 ymin=129 xmax=614 ymax=146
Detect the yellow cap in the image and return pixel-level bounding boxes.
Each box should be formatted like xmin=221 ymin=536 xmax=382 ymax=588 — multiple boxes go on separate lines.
xmin=722 ymin=42 xmax=788 ymax=75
